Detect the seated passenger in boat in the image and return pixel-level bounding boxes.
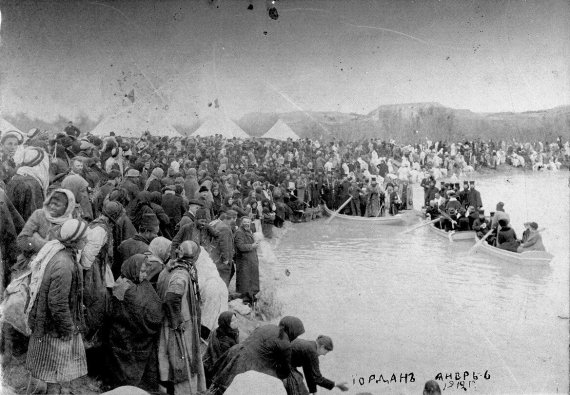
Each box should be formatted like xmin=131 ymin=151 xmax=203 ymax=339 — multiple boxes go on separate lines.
xmin=517 ymin=222 xmax=545 ymax=252
xmin=472 ymin=209 xmax=490 ymax=238
xmin=467 ymin=206 xmax=478 ymax=229
xmin=496 ymin=218 xmax=519 ymax=252
xmin=442 ymin=208 xmax=457 ymax=231
xmin=444 ymin=191 xmax=462 ymax=214
xmin=456 ymin=208 xmax=470 ymax=231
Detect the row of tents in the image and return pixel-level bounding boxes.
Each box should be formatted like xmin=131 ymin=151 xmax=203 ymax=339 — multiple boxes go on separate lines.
xmin=1 ymin=112 xmax=301 ymax=141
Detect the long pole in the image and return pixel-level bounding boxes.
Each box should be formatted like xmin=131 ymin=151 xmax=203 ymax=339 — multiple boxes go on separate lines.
xmin=326 ymin=196 xmax=352 ymax=224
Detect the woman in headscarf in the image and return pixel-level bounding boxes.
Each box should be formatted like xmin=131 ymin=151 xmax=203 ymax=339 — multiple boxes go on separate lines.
xmin=211 ymin=184 xmax=224 ymax=218
xmin=203 ymin=312 xmax=239 ymax=387
xmin=104 ymin=253 xmax=164 ymax=392
xmin=17 ymin=189 xmax=76 ymax=265
xmin=148 ymin=236 xmax=172 ymax=289
xmin=25 ymin=218 xmax=88 ymax=395
xmin=129 ymin=191 xmax=155 ymax=230
xmin=102 ymin=200 xmax=137 ymax=269
xmin=208 ymin=316 xmax=305 ymax=395
xmin=7 ymin=147 xmax=50 ymax=221
xmin=145 ymin=167 xmax=165 ymax=192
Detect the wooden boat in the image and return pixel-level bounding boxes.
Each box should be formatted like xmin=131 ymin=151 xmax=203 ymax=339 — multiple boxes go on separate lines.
xmin=322 ymin=204 xmax=410 ymax=225
xmin=473 ymin=241 xmax=554 ymax=265
xmin=426 ymin=221 xmax=476 ymax=242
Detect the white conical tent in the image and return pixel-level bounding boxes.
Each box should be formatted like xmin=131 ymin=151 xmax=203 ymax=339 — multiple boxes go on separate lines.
xmin=0 ymin=117 xmax=22 ymax=134
xmin=191 ymin=114 xmax=249 ymax=139
xmin=262 ymin=119 xmax=300 ymax=140
xmin=90 ymin=111 xmax=181 ymax=138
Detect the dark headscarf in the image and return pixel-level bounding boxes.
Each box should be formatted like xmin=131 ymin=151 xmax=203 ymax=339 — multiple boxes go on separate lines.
xmin=103 ymin=200 xmax=124 ymax=223
xmin=150 ymin=191 xmax=162 ymax=205
xmin=278 ymin=316 xmax=305 ymax=342
xmin=131 ymin=191 xmax=154 ymax=228
xmin=203 ymin=311 xmax=240 ymax=385
xmin=217 ymin=311 xmax=239 ymax=342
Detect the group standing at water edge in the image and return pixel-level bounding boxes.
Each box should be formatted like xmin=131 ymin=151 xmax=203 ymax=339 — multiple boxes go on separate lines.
xmin=0 ymin=125 xmax=563 ymax=394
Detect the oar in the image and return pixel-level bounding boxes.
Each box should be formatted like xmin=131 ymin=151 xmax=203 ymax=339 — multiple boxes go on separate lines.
xmin=400 ymin=217 xmax=440 ymax=234
xmin=468 ymin=229 xmax=494 ymax=255
xmin=376 ymin=203 xmax=385 ymax=217
xmin=326 ymin=196 xmax=352 ymax=224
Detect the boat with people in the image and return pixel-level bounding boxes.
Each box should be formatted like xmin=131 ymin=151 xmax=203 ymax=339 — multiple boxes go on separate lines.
xmin=424 ymin=220 xmax=476 ymax=242
xmin=472 ymin=240 xmax=554 ymax=265
xmin=322 ymin=204 xmax=417 ymax=225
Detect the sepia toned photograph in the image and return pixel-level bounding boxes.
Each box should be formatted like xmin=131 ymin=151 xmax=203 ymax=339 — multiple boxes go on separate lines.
xmin=0 ymin=0 xmax=568 ymax=394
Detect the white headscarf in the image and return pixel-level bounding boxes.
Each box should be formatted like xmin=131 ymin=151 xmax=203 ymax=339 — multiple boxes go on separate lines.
xmin=14 ymin=147 xmax=50 ymax=196
xmin=43 ymin=188 xmax=76 ymax=225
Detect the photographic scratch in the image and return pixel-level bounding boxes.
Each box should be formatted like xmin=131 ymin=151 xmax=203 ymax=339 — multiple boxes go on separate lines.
xmin=280 ymin=7 xmax=473 ymax=52
xmin=262 ymin=80 xmax=331 ymax=135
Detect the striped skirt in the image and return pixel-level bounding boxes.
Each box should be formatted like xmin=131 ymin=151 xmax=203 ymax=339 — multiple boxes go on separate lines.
xmin=26 ymin=333 xmax=88 ymax=383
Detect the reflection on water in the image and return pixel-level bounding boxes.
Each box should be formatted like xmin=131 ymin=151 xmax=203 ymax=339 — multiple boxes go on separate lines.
xmin=272 ymin=172 xmax=568 ymax=394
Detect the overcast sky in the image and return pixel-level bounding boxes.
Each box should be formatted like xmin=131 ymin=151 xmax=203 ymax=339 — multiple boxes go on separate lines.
xmin=0 ymin=0 xmax=568 ymax=125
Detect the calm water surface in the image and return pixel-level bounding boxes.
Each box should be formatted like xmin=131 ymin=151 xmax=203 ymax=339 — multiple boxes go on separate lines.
xmin=272 ymin=171 xmax=569 ymax=394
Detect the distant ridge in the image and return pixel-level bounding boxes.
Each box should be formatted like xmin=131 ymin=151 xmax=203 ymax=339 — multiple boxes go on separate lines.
xmin=4 ymin=103 xmax=569 ymax=142
xmin=238 ymin=103 xmax=570 ymax=142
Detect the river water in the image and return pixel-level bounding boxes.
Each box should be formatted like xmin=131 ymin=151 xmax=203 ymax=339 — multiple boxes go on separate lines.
xmin=271 ymin=171 xmax=569 ymax=394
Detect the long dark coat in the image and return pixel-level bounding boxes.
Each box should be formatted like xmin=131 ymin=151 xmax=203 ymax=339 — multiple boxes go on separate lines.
xmin=233 ymin=228 xmax=259 ymax=303
xmin=6 ymin=175 xmax=45 ymax=222
xmin=105 ymin=257 xmax=163 ymax=391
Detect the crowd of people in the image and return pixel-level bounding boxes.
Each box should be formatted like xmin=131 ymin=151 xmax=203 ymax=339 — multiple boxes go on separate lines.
xmin=0 ymin=125 xmax=355 ymax=395
xmin=0 ymin=123 xmax=561 ymax=394
xmin=421 ymin=178 xmax=545 ymax=253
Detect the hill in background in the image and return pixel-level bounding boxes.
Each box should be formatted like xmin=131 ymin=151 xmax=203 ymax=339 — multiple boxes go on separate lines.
xmin=4 ymin=103 xmax=569 ymax=143
xmin=238 ymin=103 xmax=570 ymax=143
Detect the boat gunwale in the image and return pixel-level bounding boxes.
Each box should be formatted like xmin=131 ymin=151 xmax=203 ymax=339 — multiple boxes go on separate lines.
xmin=475 ymin=240 xmax=554 ymax=265
xmin=425 ymin=220 xmax=477 ymax=241
xmin=322 ymin=204 xmax=407 ymax=224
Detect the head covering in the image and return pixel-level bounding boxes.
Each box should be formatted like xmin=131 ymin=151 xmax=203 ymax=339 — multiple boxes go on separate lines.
xmin=126 ymin=168 xmax=140 ymax=177
xmin=278 ymin=316 xmax=305 ymax=342
xmin=423 ymin=380 xmax=441 ymax=395
xmin=14 ymin=147 xmax=50 ymax=195
xmin=149 ymin=236 xmax=172 ymax=263
xmin=43 ymin=189 xmax=76 ymax=225
xmin=498 ymin=218 xmax=509 ymax=227
xmin=102 ymin=201 xmax=124 ymax=222
xmin=144 ymin=167 xmax=165 ymax=190
xmin=496 ymin=202 xmax=504 ymax=210
xmin=113 ymin=253 xmax=164 ymax=303
xmin=139 ymin=212 xmax=159 ymax=230
xmin=57 ymin=218 xmax=88 ymax=243
xmin=150 ymin=191 xmax=162 ymax=205
xmin=218 ymin=311 xmax=235 ymax=332
xmin=1 ymin=130 xmax=24 ymax=145
xmin=529 ymin=222 xmax=538 ymax=230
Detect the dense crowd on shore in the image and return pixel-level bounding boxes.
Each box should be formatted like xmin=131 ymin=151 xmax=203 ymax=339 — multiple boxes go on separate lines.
xmin=0 ymin=124 xmax=566 ymax=394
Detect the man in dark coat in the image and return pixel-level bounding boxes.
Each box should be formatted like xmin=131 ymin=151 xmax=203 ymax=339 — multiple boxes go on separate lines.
xmin=209 ymin=211 xmax=237 ymax=287
xmin=423 ymin=179 xmax=438 ymax=207
xmin=161 ymin=185 xmax=187 ymax=237
xmin=233 ymin=217 xmax=260 ymax=305
xmin=288 ymin=335 xmax=349 ymax=394
xmin=467 ymin=180 xmax=483 ymax=209
xmin=458 ymin=181 xmax=470 ymax=208
xmin=116 ymin=213 xmax=159 ymax=277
